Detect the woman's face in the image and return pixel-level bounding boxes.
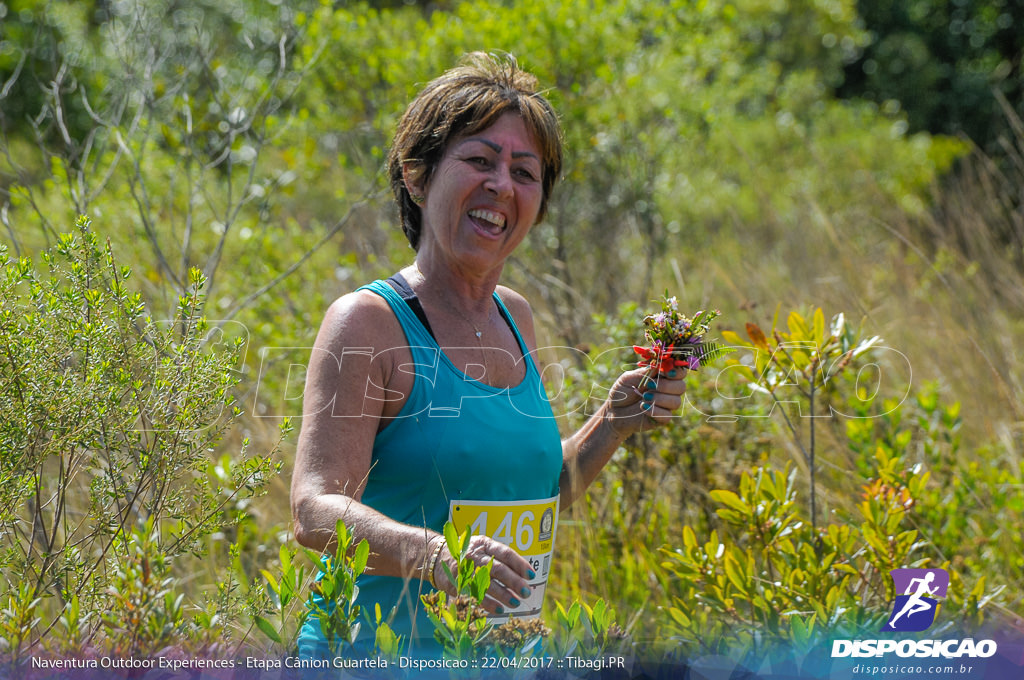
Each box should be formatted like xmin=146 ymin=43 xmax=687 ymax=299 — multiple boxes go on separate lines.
xmin=415 ymin=112 xmax=544 ymax=274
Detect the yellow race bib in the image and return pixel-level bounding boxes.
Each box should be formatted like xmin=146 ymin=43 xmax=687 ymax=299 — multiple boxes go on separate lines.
xmin=449 ymin=495 xmax=558 ymax=622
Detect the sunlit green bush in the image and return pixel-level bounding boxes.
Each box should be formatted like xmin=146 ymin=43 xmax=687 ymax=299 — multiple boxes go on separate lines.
xmin=0 ymin=217 xmax=285 ymax=660
xmin=547 ymin=302 xmax=1013 ymax=659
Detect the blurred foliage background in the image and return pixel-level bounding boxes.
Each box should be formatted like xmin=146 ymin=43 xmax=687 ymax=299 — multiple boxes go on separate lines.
xmin=1 ymin=0 xmax=1022 ymax=665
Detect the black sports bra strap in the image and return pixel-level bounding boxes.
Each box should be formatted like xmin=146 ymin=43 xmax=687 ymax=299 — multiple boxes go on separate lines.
xmin=385 ymin=273 xmax=436 ymax=340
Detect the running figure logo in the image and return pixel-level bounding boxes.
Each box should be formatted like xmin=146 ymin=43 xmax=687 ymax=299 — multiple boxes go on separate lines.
xmin=882 ymin=568 xmax=949 ymax=632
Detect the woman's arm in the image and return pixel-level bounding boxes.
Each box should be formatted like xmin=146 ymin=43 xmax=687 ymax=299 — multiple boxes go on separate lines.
xmin=558 ymin=368 xmax=685 ymax=508
xmin=495 ymin=286 xmax=686 ymax=510
xmin=290 ymin=290 xmax=531 ymax=612
xmin=291 ymin=290 xmax=427 ymax=574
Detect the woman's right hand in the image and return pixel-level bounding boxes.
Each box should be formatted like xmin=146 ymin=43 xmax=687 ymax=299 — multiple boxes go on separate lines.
xmin=429 ymin=534 xmax=534 ymax=615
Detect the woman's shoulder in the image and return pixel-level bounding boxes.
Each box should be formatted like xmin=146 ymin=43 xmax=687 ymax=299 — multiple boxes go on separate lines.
xmin=494 ymin=285 xmax=533 ymax=320
xmin=494 ymin=285 xmax=538 ymax=349
xmin=316 ymin=284 xmax=403 ymax=350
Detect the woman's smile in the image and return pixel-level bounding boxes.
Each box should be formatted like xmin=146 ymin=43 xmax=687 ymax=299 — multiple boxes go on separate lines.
xmin=467 ymin=208 xmax=507 ymax=236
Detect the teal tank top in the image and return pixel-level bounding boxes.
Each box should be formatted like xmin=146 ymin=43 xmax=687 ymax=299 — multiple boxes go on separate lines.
xmin=298 ymin=280 xmax=563 ymax=657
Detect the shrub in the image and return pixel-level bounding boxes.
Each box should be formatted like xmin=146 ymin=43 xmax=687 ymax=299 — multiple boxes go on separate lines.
xmin=0 ymin=216 xmax=282 ymax=660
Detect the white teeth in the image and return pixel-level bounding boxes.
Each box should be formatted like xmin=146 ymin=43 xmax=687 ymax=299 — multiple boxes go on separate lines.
xmin=468 ymin=209 xmax=506 ymax=229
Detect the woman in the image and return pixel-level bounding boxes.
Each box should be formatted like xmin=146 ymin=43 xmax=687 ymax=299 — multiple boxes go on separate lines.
xmin=291 ymin=52 xmax=686 ymax=656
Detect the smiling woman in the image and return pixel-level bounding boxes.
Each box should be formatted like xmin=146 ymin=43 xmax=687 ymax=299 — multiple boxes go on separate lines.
xmin=408 ymin=113 xmax=544 ymax=284
xmin=290 ymin=52 xmax=689 ymax=657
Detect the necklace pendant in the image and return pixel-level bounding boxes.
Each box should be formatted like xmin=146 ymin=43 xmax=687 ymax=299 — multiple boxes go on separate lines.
xmin=475 ymin=330 xmax=482 ymax=338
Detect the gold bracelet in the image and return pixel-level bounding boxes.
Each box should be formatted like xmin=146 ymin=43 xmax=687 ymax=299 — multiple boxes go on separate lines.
xmin=426 ymin=539 xmax=444 ymax=590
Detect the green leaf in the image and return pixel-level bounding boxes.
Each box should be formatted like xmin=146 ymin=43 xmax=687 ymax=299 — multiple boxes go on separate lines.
xmin=696 ymin=342 xmax=734 ymax=363
xmin=592 ymin=598 xmax=608 ymax=629
xmin=715 ymin=509 xmax=744 ymax=524
xmin=255 ymin=616 xmax=282 ymax=644
xmin=442 ymin=562 xmax=456 ymax=588
xmin=472 ymin=561 xmax=491 ymax=600
xmin=440 ymin=608 xmax=456 ymax=629
xmin=721 ymin=329 xmax=746 ymax=347
xmin=352 ymin=539 xmax=370 ymax=575
xmin=335 ymin=519 xmax=351 ymax=549
xmin=260 ymin=570 xmax=280 ymax=595
xmin=443 ymin=522 xmax=460 ymax=560
xmin=682 ymin=526 xmax=697 ymax=550
xmin=723 ymin=553 xmax=747 ymax=595
xmin=565 ymin=601 xmax=581 ymax=629
xmin=791 ymin=614 xmax=814 ymax=648
xmin=668 ymin=607 xmax=691 ymax=628
xmin=787 ymin=310 xmax=810 ymax=339
xmin=710 ymin=489 xmax=749 ymax=514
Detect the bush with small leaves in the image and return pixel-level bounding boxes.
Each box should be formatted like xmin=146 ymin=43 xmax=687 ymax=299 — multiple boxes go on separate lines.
xmin=0 ymin=216 xmax=283 ymax=660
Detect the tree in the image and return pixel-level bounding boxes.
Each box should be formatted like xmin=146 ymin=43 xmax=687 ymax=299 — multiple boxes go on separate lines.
xmin=838 ymin=0 xmax=1024 ymax=152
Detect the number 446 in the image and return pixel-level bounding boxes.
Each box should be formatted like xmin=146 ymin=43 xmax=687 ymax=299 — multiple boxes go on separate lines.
xmin=468 ymin=510 xmax=535 ymax=551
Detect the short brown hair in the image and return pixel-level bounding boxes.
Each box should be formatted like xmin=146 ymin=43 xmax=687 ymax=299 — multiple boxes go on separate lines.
xmin=387 ymin=52 xmax=563 ymax=250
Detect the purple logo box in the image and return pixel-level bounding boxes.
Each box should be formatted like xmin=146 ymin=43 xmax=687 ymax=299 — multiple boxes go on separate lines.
xmin=891 ymin=568 xmax=949 ymax=598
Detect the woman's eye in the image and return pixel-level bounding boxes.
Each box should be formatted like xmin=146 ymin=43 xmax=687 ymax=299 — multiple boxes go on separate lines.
xmin=515 ymin=168 xmax=539 ymax=181
xmin=466 ymin=156 xmax=490 ymax=167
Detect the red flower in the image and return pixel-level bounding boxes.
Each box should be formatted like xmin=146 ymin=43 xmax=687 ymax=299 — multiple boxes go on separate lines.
xmin=633 ymin=343 xmax=689 ymax=375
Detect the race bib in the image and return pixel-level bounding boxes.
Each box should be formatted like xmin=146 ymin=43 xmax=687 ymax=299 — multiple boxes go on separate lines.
xmin=449 ymin=495 xmax=558 ymax=624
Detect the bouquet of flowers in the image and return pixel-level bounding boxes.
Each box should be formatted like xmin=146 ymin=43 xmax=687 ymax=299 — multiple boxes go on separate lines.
xmin=633 ymin=294 xmax=730 ymax=375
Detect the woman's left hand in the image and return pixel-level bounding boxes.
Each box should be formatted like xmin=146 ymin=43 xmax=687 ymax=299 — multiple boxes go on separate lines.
xmin=430 ymin=534 xmax=533 ymax=615
xmin=604 ymin=366 xmax=687 ymax=437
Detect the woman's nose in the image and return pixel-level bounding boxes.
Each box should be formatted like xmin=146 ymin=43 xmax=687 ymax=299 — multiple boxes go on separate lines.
xmin=484 ymin=164 xmax=513 ymax=199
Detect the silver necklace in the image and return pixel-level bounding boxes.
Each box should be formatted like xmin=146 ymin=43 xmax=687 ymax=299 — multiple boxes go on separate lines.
xmin=412 ymin=264 xmax=491 ymax=339
xmin=444 ymin=298 xmax=490 ymax=340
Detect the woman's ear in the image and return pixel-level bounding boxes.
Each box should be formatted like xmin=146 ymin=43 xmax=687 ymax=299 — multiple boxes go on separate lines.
xmin=402 ymin=160 xmax=426 ymax=202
